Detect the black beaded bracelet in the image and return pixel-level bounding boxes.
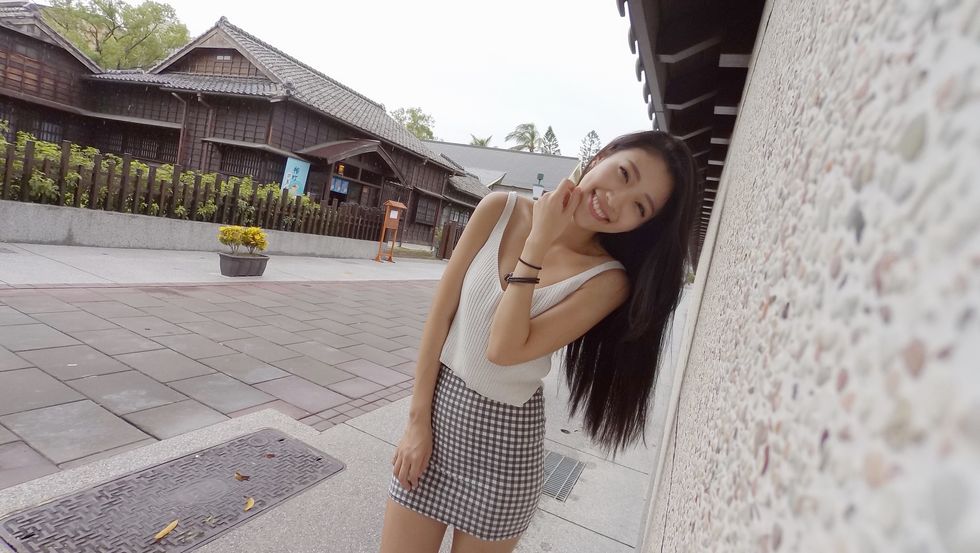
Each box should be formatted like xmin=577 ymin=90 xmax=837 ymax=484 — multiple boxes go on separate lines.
xmin=505 ymin=272 xmax=540 ymax=284
xmin=518 ymin=257 xmax=543 ymax=271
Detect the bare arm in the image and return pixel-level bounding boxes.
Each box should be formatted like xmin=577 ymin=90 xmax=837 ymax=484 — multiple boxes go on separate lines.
xmin=392 ymin=192 xmax=510 ymax=491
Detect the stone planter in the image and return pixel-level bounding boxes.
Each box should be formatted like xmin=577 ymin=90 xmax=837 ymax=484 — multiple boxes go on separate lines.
xmin=218 ymin=252 xmax=269 ymax=277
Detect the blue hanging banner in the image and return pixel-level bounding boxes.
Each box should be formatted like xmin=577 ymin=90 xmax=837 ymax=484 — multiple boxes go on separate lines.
xmin=281 ymin=157 xmax=311 ymax=195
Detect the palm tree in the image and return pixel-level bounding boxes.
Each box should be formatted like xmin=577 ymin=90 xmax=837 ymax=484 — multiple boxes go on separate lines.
xmin=505 ymin=123 xmax=543 ymax=153
xmin=470 ymin=134 xmax=492 ymax=147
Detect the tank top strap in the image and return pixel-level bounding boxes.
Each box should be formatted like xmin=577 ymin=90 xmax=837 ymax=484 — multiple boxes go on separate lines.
xmin=489 ymin=191 xmax=518 ymax=237
xmin=564 ymin=260 xmax=626 ymax=289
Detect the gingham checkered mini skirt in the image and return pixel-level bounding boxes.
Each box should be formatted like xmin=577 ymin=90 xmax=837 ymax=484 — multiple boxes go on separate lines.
xmin=388 ymin=363 xmax=546 ymax=541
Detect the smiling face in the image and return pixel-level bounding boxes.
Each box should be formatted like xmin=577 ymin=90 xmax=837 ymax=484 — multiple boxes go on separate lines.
xmin=573 ymin=147 xmax=674 ymax=234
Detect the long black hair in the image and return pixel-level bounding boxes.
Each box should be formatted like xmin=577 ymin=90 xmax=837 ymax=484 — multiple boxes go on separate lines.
xmin=564 ymin=130 xmax=702 ymax=455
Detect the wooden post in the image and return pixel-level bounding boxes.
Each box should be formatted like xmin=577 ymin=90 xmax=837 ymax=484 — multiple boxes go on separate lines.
xmin=72 ymin=164 xmax=83 ymax=208
xmin=263 ymin=189 xmax=275 ymax=228
xmin=229 ymin=179 xmax=241 ymax=224
xmin=132 ymin=169 xmax=143 ymax=214
xmin=38 ymin=159 xmax=51 ymax=204
xmin=190 ymin=174 xmax=202 ymax=221
xmin=201 ymin=181 xmax=213 ymax=222
xmin=58 ymin=140 xmax=71 ymax=206
xmin=118 ymin=154 xmax=131 ymax=212
xmin=273 ymin=189 xmax=288 ymax=230
xmin=1 ymin=144 xmax=14 ymax=200
xmin=167 ymin=165 xmax=181 ymax=218
xmin=291 ymin=196 xmax=302 ymax=231
xmin=103 ymin=160 xmax=116 ymax=211
xmin=248 ymin=185 xmax=260 ymax=226
xmin=87 ymin=154 xmax=101 ymax=209
xmin=213 ymin=174 xmax=225 ymax=223
xmin=20 ymin=140 xmax=35 ymax=202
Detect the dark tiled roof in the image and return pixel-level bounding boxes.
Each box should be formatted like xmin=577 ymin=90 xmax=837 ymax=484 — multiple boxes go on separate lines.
xmin=207 ymin=18 xmax=451 ymax=170
xmin=89 ymin=71 xmax=285 ymax=97
xmin=0 ymin=1 xmax=101 ymax=72
xmin=424 ymin=140 xmax=580 ymax=191
xmin=448 ymin=173 xmax=489 ymax=200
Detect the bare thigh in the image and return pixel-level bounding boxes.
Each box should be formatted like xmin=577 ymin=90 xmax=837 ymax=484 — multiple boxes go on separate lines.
xmin=380 ymin=498 xmax=448 ymax=553
xmin=450 ymin=528 xmax=522 ymax=553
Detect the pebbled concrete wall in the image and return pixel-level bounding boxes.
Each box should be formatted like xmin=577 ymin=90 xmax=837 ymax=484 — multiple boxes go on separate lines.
xmin=643 ymin=0 xmax=980 ymax=551
xmin=0 ymin=200 xmax=378 ymax=259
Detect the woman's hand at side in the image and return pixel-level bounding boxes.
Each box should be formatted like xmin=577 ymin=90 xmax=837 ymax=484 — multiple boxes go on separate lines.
xmin=392 ymin=419 xmax=433 ymax=491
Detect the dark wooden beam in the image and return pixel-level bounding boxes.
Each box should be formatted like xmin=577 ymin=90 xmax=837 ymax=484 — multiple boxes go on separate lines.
xmin=664 ymin=70 xmax=718 ymax=111
xmin=656 ymin=14 xmax=723 ymax=64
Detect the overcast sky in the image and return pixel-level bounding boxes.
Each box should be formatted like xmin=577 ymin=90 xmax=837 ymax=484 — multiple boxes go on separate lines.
xmin=157 ymin=0 xmax=650 ymax=155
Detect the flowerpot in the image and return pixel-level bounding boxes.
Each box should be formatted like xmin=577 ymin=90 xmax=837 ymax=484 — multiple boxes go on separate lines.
xmin=218 ymin=252 xmax=269 ymax=277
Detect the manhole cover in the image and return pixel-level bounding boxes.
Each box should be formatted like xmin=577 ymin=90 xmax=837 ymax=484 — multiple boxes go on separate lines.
xmin=0 ymin=429 xmax=344 ymax=552
xmin=541 ymin=450 xmax=586 ymax=502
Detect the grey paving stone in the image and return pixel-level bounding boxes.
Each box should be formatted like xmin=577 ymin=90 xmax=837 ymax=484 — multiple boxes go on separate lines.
xmin=336 ymin=358 xmax=411 ymax=387
xmin=223 ymin=337 xmax=302 ymax=363
xmin=0 ymin=400 xmax=149 ymax=464
xmin=58 ymin=437 xmax=157 ymax=470
xmin=73 ymin=301 xmax=144 ymax=318
xmin=254 ymin=315 xmax=315 ymax=332
xmin=18 ymin=345 xmax=131 ymax=380
xmin=199 ymin=353 xmax=289 ymax=384
xmin=296 ymin=329 xmax=358 ymax=349
xmin=272 ymin=356 xmax=355 ymax=387
xmin=328 ymin=377 xmax=385 ymax=399
xmin=70 ymin=328 xmax=163 ymax=356
xmin=108 ymin=316 xmax=187 ymax=337
xmin=348 ymin=322 xmax=407 ymax=339
xmin=176 ymin=320 xmax=251 ymax=341
xmin=204 ymin=310 xmax=265 ymax=327
xmin=0 ymin=425 xmax=16 ymax=445
xmin=123 ymin=400 xmax=228 ymax=440
xmin=346 ymin=332 xmax=405 ymax=352
xmin=0 ymin=442 xmax=59 ymax=490
xmin=115 ymin=349 xmax=214 ymax=382
xmin=305 ymin=318 xmax=359 ymax=335
xmin=392 ymin=335 xmax=421 ymax=348
xmin=32 ymin=311 xmax=118 ymax=333
xmin=0 ymin=324 xmax=80 ymax=352
xmin=152 ymin=334 xmax=234 ymax=359
xmin=227 ymin=400 xmax=308 ymax=419
xmin=243 ymin=325 xmax=309 ymax=346
xmin=0 ymin=368 xmax=84 ymax=415
xmin=224 ymin=302 xmax=277 ymax=317
xmin=390 ymin=347 xmax=420 ymax=362
xmin=254 ymin=376 xmax=347 ymax=413
xmin=312 ymin=419 xmax=335 ymax=431
xmin=103 ymin=293 xmax=166 ymax=308
xmin=341 ymin=343 xmax=409 ymax=368
xmin=168 ymin=373 xmax=274 ymax=414
xmin=267 ymin=306 xmax=322 ymax=322
xmin=138 ymin=305 xmax=209 ymax=324
xmin=68 ymin=371 xmax=186 ymax=415
xmin=0 ymin=346 xmax=30 ymax=372
xmin=286 ymin=341 xmax=357 ymax=365
xmin=2 ymin=295 xmax=77 ymax=314
xmin=0 ymin=306 xmax=35 ymax=326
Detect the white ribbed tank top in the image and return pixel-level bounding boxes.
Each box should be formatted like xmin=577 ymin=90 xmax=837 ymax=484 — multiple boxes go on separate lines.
xmin=439 ymin=191 xmax=625 ymax=406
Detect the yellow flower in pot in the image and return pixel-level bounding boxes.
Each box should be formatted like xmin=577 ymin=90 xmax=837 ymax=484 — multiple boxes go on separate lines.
xmin=217 ymin=225 xmax=270 ymax=277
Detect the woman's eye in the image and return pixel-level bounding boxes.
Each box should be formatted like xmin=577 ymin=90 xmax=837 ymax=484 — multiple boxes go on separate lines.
xmin=636 ymin=202 xmax=646 ymax=217
xmin=619 ymin=167 xmax=628 ymax=181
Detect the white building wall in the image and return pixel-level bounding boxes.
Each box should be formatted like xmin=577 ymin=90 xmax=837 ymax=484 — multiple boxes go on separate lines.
xmin=642 ymin=0 xmax=980 ymax=551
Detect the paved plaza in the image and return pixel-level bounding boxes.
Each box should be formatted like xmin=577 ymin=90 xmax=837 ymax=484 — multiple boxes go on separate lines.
xmin=0 ymin=279 xmax=434 ymax=490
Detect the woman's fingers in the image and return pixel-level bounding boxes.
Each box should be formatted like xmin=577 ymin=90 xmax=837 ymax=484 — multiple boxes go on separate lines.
xmin=396 ymin=456 xmax=412 ymax=491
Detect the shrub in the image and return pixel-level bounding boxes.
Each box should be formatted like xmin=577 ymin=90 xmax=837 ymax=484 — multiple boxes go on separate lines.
xmin=218 ymin=225 xmax=244 ymax=254
xmin=241 ymin=227 xmax=268 ymax=254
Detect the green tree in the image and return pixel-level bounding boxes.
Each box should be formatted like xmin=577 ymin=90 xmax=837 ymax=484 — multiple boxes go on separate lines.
xmin=470 ymin=134 xmax=492 ymax=147
xmin=579 ymin=130 xmax=601 ymax=164
xmin=540 ymin=126 xmax=561 ymax=155
xmin=505 ymin=123 xmax=543 ymax=153
xmin=42 ymin=0 xmax=190 ymax=70
xmin=390 ymin=107 xmax=435 ymax=140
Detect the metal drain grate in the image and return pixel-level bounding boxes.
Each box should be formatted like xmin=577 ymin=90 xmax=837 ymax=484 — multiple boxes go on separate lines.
xmin=0 ymin=429 xmax=344 ymax=552
xmin=541 ymin=450 xmax=586 ymax=502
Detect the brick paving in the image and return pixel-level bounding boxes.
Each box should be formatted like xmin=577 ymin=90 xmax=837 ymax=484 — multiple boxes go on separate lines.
xmin=0 ymin=280 xmax=433 ymax=490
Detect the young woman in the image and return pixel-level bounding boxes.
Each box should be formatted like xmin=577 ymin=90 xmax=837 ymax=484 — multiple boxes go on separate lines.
xmin=379 ymin=131 xmax=700 ymax=553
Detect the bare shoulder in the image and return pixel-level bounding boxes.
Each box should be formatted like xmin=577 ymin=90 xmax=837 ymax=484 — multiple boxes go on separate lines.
xmin=581 ymin=258 xmax=630 ymax=305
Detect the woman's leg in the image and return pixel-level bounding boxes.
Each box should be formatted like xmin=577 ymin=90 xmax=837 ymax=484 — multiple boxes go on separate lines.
xmin=449 ymin=529 xmax=522 ymax=553
xmin=379 ymin=498 xmax=449 ymax=553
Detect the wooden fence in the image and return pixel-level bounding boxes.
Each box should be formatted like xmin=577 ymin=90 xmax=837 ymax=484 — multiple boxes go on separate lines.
xmin=0 ymin=139 xmax=386 ymax=242
xmin=437 ymin=220 xmax=466 ymax=259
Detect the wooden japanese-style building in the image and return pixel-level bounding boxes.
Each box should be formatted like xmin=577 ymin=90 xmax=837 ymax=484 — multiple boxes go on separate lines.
xmin=0 ymin=1 xmax=487 ymax=245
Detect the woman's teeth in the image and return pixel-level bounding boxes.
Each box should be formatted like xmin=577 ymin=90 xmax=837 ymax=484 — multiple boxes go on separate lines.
xmin=591 ymin=192 xmax=608 ymax=221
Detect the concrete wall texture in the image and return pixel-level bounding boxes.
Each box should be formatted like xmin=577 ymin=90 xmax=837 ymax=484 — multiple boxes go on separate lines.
xmin=643 ymin=1 xmax=979 ymax=551
xmin=0 ymin=201 xmax=377 ymax=259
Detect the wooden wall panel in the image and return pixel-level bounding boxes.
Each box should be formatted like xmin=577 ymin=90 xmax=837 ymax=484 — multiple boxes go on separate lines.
xmin=0 ymin=28 xmax=88 ymax=106
xmin=169 ymin=48 xmax=262 ymax=77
